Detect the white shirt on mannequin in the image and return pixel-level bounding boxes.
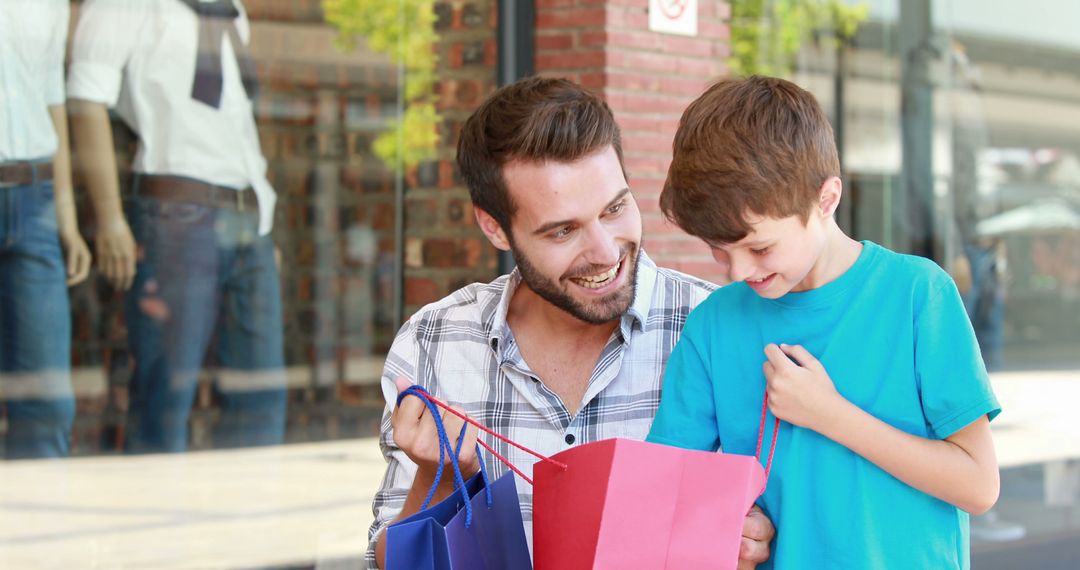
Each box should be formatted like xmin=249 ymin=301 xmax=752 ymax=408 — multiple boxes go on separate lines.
xmin=0 ymin=0 xmax=68 ymax=162
xmin=67 ymin=0 xmax=276 ymax=234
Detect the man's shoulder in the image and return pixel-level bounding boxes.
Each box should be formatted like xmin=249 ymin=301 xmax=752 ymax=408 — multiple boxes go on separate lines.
xmin=405 ymin=275 xmax=509 ymax=330
xmin=649 ymin=264 xmax=719 ymax=307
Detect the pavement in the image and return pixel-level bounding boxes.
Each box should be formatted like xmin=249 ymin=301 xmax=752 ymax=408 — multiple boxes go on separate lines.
xmin=0 ymin=370 xmax=1077 ymax=569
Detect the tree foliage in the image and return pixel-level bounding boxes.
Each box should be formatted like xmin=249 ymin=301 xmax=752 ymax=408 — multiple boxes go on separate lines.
xmin=730 ymin=0 xmax=869 ymax=77
xmin=323 ymin=0 xmax=440 ymax=168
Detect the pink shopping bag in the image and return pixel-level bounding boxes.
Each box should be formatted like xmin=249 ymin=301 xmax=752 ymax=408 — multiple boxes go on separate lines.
xmin=533 ymin=397 xmax=779 ymax=570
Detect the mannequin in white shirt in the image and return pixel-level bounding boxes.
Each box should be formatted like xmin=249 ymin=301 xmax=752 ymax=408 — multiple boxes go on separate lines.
xmin=68 ymin=0 xmax=286 ymax=453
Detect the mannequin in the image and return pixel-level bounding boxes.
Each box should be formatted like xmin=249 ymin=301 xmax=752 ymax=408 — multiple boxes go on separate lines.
xmin=68 ymin=0 xmax=286 ymax=453
xmin=0 ymin=0 xmax=91 ymax=459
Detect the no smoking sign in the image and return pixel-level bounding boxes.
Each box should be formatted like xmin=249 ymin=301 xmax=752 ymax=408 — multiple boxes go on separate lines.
xmin=649 ymin=0 xmax=698 ymax=36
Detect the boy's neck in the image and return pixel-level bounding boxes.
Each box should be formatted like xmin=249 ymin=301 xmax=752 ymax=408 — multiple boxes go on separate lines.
xmin=802 ymin=223 xmax=863 ymax=291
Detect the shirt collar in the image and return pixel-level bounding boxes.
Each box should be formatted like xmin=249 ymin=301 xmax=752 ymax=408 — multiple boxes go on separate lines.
xmin=484 ymin=250 xmax=660 ymax=357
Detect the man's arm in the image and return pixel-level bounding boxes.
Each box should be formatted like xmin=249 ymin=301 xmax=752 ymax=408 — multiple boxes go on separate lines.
xmin=367 ymin=317 xmax=481 ymax=569
xmin=764 ymin=343 xmax=1000 ymax=514
xmin=48 ymin=104 xmax=92 ymax=286
xmin=67 ymin=99 xmax=136 ymax=291
xmin=371 ymin=378 xmax=479 ymax=568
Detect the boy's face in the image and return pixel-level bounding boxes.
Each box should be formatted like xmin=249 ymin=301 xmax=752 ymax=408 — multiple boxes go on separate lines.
xmin=708 ymin=211 xmax=829 ymax=298
xmin=495 ymin=146 xmax=643 ymax=324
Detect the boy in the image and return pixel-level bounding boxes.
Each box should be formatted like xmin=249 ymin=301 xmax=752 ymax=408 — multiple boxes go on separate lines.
xmin=646 ymin=76 xmax=1000 ymax=569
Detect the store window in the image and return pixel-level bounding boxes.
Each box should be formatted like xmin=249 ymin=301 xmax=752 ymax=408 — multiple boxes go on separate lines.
xmin=1 ymin=0 xmax=498 ymax=566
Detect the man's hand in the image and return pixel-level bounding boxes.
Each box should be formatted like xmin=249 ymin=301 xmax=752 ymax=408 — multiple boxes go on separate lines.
xmin=392 ymin=376 xmax=479 ymax=481
xmin=95 ymin=216 xmax=137 ymax=290
xmin=737 ymin=505 xmax=774 ymax=569
xmin=59 ymin=228 xmax=92 ymax=286
xmin=763 ymin=343 xmax=844 ymax=432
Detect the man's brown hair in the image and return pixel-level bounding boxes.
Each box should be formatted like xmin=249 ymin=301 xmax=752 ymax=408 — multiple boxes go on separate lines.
xmin=660 ymin=75 xmax=840 ymax=244
xmin=457 ymin=76 xmax=623 ymax=234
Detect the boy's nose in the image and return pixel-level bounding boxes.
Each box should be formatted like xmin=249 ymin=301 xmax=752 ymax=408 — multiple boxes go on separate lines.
xmin=728 ymin=256 xmax=755 ymax=283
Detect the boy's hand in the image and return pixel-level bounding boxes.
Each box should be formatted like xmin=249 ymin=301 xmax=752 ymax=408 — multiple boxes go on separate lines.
xmin=763 ymin=343 xmax=843 ymax=432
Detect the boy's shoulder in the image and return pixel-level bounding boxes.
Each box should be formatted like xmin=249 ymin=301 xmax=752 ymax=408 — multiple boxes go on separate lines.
xmin=868 ymin=242 xmax=955 ymax=292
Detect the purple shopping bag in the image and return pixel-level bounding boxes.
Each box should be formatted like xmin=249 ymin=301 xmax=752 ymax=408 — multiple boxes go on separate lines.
xmin=385 ymin=385 xmax=532 ymax=570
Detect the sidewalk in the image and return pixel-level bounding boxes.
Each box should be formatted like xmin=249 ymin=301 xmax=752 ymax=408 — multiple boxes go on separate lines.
xmin=0 ymin=439 xmax=383 ymax=569
xmin=0 ymin=370 xmax=1077 ymax=569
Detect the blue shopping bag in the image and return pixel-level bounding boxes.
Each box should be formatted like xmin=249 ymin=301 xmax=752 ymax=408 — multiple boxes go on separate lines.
xmin=385 ymin=386 xmax=532 ymax=570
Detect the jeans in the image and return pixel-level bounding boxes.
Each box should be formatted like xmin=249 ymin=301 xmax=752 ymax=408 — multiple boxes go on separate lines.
xmin=963 ymin=242 xmax=1006 ymax=371
xmin=0 ymin=177 xmax=76 ymax=459
xmin=125 ymin=176 xmax=286 ymax=453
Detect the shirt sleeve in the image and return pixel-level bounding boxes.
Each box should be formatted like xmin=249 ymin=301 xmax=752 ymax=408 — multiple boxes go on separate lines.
xmin=645 ymin=306 xmax=722 ymax=452
xmin=43 ymin=1 xmax=70 ymax=106
xmin=66 ymin=0 xmax=147 ymax=105
xmin=915 ymin=275 xmax=1001 ymax=440
xmin=364 ymin=318 xmax=423 ymax=569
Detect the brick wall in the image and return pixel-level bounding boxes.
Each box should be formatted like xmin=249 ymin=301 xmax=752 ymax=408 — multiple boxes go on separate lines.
xmin=535 ymin=0 xmax=732 ymax=283
xmin=402 ymin=1 xmax=501 ymax=316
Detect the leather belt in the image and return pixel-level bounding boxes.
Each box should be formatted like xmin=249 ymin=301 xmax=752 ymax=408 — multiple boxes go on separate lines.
xmin=137 ymin=175 xmax=256 ymax=212
xmin=0 ymin=162 xmax=54 ymax=187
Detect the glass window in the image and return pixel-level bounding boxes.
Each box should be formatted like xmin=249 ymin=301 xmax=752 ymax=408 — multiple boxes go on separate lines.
xmin=0 ymin=0 xmax=497 ymax=566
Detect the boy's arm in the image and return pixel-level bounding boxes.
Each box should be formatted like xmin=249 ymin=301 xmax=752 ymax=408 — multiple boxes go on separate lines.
xmin=764 ymin=343 xmax=999 ymax=515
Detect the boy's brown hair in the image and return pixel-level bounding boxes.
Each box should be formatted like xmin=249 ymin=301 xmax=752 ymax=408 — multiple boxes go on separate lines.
xmin=457 ymin=76 xmax=623 ymax=235
xmin=660 ymin=75 xmax=840 ymax=244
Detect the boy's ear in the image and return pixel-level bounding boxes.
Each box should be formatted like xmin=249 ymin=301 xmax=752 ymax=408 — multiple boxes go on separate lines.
xmin=474 ymin=207 xmax=512 ymax=252
xmin=816 ymin=176 xmax=843 ymax=218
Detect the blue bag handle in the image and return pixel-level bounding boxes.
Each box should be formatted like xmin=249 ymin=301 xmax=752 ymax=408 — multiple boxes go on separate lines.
xmin=397 ymin=385 xmax=493 ymax=527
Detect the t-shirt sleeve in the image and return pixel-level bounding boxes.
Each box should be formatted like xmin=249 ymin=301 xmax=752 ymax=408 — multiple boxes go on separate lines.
xmin=44 ymin=3 xmax=70 ymax=106
xmin=915 ymin=276 xmax=1001 ymax=439
xmin=66 ymin=0 xmax=146 ymax=105
xmin=646 ymin=308 xmax=721 ymax=451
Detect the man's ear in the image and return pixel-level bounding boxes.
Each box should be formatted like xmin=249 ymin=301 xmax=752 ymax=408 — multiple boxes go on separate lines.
xmin=474 ymin=207 xmax=512 ymax=252
xmin=816 ymin=176 xmax=843 ymax=218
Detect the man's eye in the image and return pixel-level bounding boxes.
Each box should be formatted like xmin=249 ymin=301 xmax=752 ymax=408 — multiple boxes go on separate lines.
xmin=552 ymin=227 xmax=572 ymax=239
xmin=607 ymin=202 xmax=625 ymax=215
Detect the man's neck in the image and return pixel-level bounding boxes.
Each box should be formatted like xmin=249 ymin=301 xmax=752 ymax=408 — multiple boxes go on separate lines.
xmin=505 ymin=282 xmax=619 ymax=416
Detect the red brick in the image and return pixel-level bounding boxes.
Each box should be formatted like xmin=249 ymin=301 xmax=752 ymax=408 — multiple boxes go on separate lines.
xmin=536 ymin=32 xmax=576 ymax=51
xmin=405 ymin=277 xmax=442 ymax=306
xmin=537 ymin=50 xmax=606 ymax=71
xmin=661 ymin=35 xmax=715 ymax=58
xmin=536 ymin=8 xmax=606 ymax=28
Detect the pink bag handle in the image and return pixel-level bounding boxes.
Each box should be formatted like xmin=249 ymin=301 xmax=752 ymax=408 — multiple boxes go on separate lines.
xmin=404 ymin=385 xmax=780 ymax=487
xmin=401 ymin=385 xmax=567 ymax=485
xmin=755 ymin=392 xmax=781 ymax=487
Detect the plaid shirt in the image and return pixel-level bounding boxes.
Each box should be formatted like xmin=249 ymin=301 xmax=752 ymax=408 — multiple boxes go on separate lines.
xmin=366 ymin=252 xmax=715 ymax=567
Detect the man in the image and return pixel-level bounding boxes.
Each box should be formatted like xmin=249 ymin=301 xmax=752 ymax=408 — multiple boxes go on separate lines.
xmin=67 ymin=0 xmax=286 ymax=452
xmin=368 ymin=77 xmax=774 ymax=568
xmin=0 ymin=0 xmax=92 ymax=459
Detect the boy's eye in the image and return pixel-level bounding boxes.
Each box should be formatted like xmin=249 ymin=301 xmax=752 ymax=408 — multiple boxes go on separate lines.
xmin=606 ymin=201 xmax=625 ymax=215
xmin=751 ymin=247 xmax=770 ymax=255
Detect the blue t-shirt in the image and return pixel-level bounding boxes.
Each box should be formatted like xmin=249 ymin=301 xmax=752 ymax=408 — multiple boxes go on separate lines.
xmin=647 ymin=241 xmax=1000 ymax=569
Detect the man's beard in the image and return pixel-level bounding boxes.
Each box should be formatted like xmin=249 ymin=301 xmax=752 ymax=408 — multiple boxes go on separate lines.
xmin=511 ymin=243 xmax=640 ymax=325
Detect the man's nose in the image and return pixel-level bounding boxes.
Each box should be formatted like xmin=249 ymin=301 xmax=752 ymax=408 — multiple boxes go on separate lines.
xmin=583 ymin=222 xmax=621 ymax=267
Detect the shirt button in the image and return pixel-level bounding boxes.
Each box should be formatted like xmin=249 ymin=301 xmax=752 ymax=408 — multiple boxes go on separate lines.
xmin=564 ymin=433 xmax=576 ymax=445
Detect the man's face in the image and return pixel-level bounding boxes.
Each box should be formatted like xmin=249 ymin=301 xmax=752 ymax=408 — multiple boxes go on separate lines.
xmin=502 ymin=146 xmax=643 ymax=324
xmin=708 ymin=212 xmax=828 ymax=299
